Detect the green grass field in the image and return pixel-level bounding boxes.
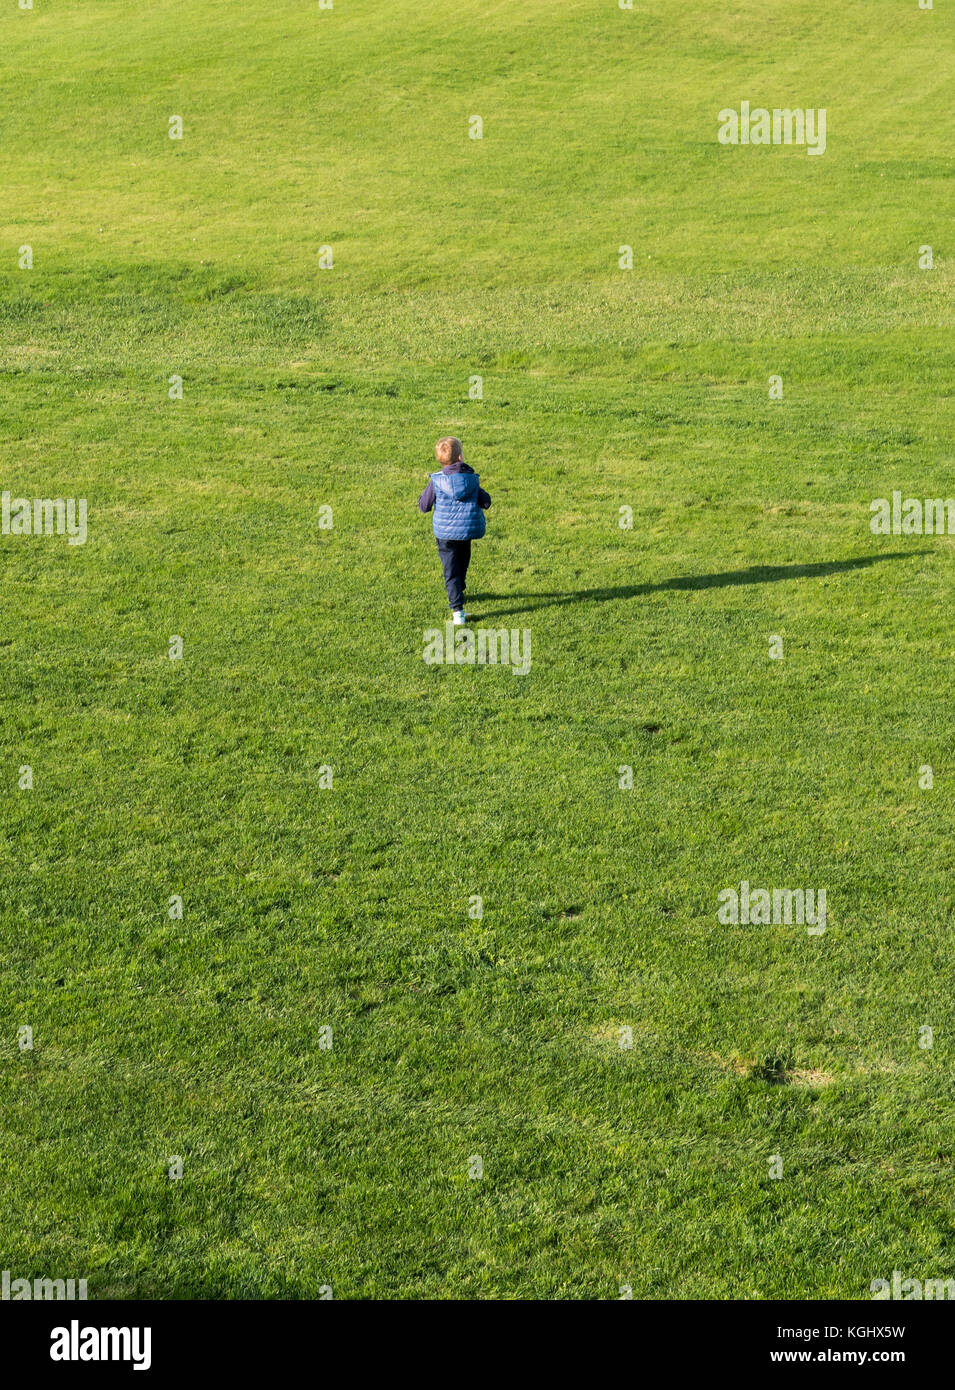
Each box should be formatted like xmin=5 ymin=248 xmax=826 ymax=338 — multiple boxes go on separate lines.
xmin=2 ymin=0 xmax=954 ymax=1300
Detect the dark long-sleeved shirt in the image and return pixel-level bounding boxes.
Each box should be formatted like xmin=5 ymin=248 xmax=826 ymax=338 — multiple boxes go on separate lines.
xmin=418 ymin=460 xmax=491 ymax=513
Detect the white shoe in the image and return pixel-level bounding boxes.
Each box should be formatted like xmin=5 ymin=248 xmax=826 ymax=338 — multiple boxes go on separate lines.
xmin=452 ymin=609 xmax=468 ymax=625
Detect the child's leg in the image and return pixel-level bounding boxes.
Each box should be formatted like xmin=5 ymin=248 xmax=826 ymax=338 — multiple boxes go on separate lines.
xmin=436 ymin=538 xmax=466 ymax=610
xmin=459 ymin=540 xmax=472 ymax=595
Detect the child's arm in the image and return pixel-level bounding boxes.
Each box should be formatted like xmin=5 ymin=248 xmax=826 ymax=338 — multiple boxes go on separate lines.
xmin=477 ymin=485 xmax=491 ymax=509
xmin=418 ymin=479 xmax=435 ymax=512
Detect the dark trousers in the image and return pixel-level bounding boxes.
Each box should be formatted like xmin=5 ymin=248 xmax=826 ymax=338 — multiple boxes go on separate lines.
xmin=436 ymin=538 xmax=471 ymax=610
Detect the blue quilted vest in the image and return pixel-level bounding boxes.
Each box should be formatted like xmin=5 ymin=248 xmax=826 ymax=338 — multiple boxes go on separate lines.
xmin=431 ymin=470 xmax=486 ymax=541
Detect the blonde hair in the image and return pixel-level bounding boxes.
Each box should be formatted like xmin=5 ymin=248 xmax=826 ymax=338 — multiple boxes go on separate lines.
xmin=435 ymin=436 xmax=463 ymax=464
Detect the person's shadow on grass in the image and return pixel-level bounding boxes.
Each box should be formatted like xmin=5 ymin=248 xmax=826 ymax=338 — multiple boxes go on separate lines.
xmin=468 ymin=552 xmax=924 ymax=620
